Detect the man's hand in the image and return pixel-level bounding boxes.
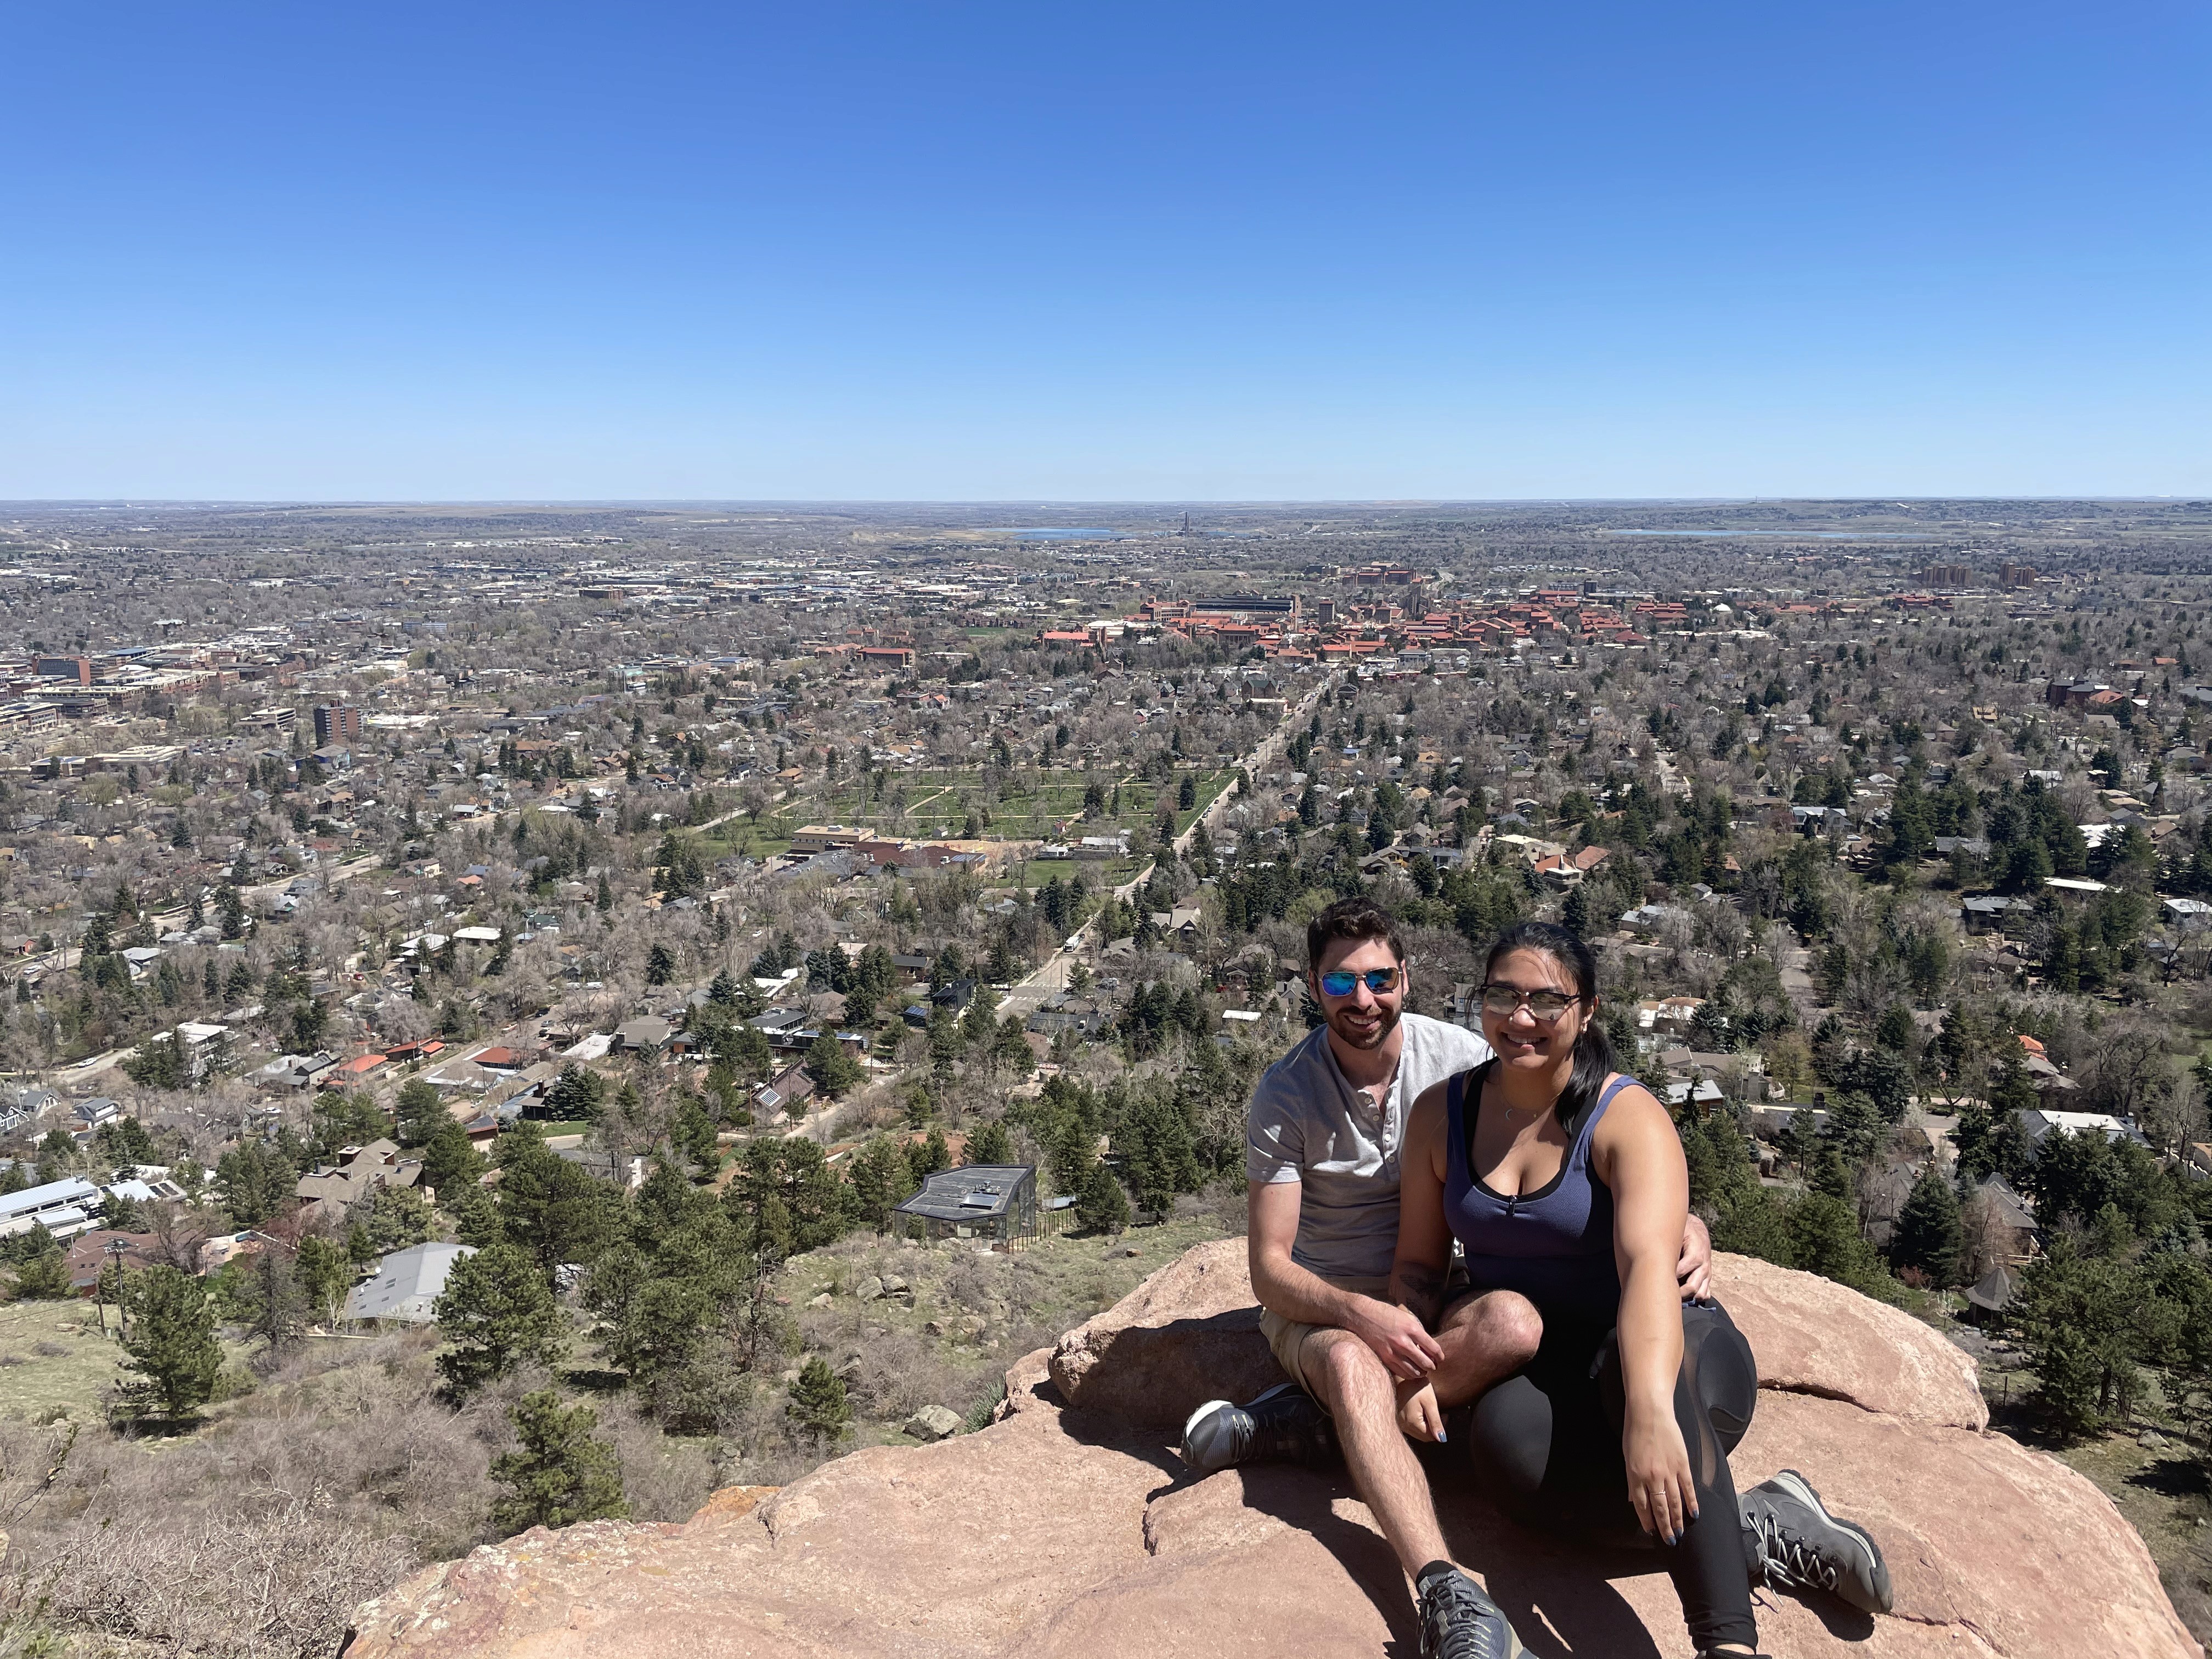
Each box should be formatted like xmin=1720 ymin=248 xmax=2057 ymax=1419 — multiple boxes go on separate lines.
xmin=1344 ymin=1295 xmax=1444 ymax=1381
xmin=1675 ymin=1212 xmax=1712 ymax=1302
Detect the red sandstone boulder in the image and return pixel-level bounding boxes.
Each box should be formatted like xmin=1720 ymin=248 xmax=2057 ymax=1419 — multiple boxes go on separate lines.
xmin=346 ymin=1246 xmax=2200 ymax=1659
xmin=1046 ymin=1235 xmax=1276 ymax=1427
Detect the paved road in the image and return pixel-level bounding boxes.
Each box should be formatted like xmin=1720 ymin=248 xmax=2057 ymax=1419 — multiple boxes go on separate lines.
xmin=996 ymin=669 xmax=1341 ymax=1018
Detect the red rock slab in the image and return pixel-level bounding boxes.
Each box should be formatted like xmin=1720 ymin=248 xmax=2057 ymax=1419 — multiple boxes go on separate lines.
xmin=1715 ymin=1254 xmax=1989 ymax=1431
xmin=1047 ymin=1237 xmax=1282 ymax=1428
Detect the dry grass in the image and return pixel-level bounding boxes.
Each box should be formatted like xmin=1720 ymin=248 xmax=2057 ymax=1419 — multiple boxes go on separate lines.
xmin=0 ymin=1205 xmax=1246 ymax=1657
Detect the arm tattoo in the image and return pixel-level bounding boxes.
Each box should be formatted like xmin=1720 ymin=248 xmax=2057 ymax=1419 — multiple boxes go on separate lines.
xmin=1394 ymin=1262 xmax=1445 ymax=1326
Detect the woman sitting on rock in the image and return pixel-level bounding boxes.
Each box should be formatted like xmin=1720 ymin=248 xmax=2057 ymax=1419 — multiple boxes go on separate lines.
xmin=1389 ymin=921 xmax=1891 ymax=1659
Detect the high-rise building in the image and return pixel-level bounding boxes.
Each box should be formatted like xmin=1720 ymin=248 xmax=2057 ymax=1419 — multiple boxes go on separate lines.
xmin=313 ymin=704 xmax=361 ymax=746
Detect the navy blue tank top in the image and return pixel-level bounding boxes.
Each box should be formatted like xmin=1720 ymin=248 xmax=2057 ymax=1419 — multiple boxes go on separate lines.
xmin=1444 ymin=1060 xmax=1630 ymax=1327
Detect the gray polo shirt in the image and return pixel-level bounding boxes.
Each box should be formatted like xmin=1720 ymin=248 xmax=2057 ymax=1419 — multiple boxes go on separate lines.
xmin=1245 ymin=1012 xmax=1493 ymax=1280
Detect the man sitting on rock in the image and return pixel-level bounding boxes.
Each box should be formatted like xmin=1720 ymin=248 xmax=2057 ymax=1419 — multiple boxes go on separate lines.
xmin=1181 ymin=898 xmax=1889 ymax=1656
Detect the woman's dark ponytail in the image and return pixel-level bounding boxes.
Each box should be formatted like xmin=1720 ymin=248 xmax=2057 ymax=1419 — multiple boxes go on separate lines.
xmin=1484 ymin=919 xmax=1620 ymax=1134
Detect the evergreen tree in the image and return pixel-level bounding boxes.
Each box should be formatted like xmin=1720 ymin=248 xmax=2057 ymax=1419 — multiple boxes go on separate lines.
xmin=993 ymin=1014 xmax=1036 ymax=1076
xmin=645 ymin=943 xmax=677 ymax=986
xmin=847 ymin=1136 xmax=918 ymax=1231
xmin=489 ymin=1390 xmax=630 ymax=1534
xmin=1076 ymin=1163 xmax=1131 ymax=1234
xmin=1821 ymin=1088 xmax=1883 ymax=1167
xmin=421 ymin=1115 xmax=488 ymax=1201
xmin=361 ymin=1184 xmax=433 ymax=1252
xmin=906 ymin=1125 xmax=951 ymax=1187
xmin=805 ymin=1033 xmax=863 ymax=1099
xmin=120 ymin=1266 xmax=224 ymax=1421
xmin=786 ymin=1356 xmax=853 ymax=1443
xmin=1709 ymin=1184 xmax=1792 ymax=1265
xmin=216 ymin=1139 xmax=294 ymax=1226
xmin=2017 ymin=1242 xmax=2145 ymax=1436
xmin=965 ymin=1118 xmax=1013 ymax=1166
xmin=296 ymin=1234 xmax=353 ymax=1321
xmin=546 ymin=1063 xmax=607 ymax=1124
xmin=14 ymin=1246 xmax=71 ymax=1300
xmin=433 ymin=1241 xmax=568 ymax=1392
xmin=672 ymin=1097 xmax=720 ymax=1174
xmin=1785 ymin=1193 xmax=1892 ymax=1299
xmin=394 ymin=1079 xmax=445 ymax=1148
xmin=245 ymin=1244 xmax=310 ymax=1353
xmin=493 ymin=1127 xmax=614 ymax=1271
xmin=1891 ymin=1165 xmax=1964 ymax=1285
xmin=1120 ymin=1094 xmax=1201 ymax=1216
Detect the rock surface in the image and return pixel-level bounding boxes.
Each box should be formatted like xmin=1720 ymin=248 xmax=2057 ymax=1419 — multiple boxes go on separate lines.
xmin=904 ymin=1404 xmax=964 ymax=1442
xmin=347 ymin=1248 xmax=2200 ymax=1659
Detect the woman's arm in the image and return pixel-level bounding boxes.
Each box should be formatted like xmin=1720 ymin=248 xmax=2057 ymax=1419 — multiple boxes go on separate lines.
xmin=1594 ymin=1080 xmax=1696 ymax=1545
xmin=1388 ymin=1079 xmax=1459 ymax=1441
xmin=1388 ymin=1080 xmax=1457 ymax=1326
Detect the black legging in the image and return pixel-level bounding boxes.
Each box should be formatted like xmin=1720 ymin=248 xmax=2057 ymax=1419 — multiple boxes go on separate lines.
xmin=1465 ymin=1299 xmax=1759 ymax=1653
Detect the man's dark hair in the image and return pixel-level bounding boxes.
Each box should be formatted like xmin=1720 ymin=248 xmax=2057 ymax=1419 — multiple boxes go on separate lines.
xmin=1306 ymin=896 xmax=1407 ymax=973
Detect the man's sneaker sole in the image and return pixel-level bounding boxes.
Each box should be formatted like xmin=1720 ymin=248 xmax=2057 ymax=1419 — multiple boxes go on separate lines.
xmin=1178 ymin=1381 xmax=1306 ymax=1472
xmin=1764 ymin=1468 xmax=1892 ymax=1614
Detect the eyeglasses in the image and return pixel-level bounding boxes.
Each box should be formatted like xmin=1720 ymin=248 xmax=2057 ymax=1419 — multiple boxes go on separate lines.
xmin=1479 ymin=985 xmax=1583 ymax=1020
xmin=1318 ymin=967 xmax=1403 ymax=997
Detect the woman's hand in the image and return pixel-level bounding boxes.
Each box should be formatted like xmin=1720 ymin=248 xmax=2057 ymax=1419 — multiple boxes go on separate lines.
xmin=1622 ymin=1399 xmax=1697 ymax=1545
xmin=1396 ymin=1378 xmax=1446 ymax=1442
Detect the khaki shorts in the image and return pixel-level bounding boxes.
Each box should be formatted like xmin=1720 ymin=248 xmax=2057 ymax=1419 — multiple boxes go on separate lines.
xmin=1260 ymin=1265 xmax=1474 ymax=1399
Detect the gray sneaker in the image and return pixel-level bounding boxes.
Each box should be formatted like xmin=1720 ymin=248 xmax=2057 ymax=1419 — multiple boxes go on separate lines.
xmin=1417 ymin=1566 xmax=1526 ymax=1659
xmin=1742 ymin=1468 xmax=1893 ymax=1615
xmin=1177 ymin=1381 xmax=1337 ymax=1474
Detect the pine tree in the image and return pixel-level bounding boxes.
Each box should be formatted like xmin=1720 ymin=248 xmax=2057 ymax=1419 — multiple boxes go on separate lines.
xmin=546 ymin=1064 xmax=607 ymax=1124
xmin=672 ymin=1097 xmax=719 ymax=1174
xmin=394 ymin=1079 xmax=445 ymax=1148
xmin=433 ymin=1242 xmax=568 ymax=1393
xmin=1891 ymin=1164 xmax=1965 ymax=1285
xmin=786 ymin=1357 xmax=853 ymax=1444
xmin=296 ymin=1235 xmax=353 ymax=1321
xmin=805 ymin=1033 xmax=863 ymax=1099
xmin=421 ymin=1115 xmax=488 ymax=1201
xmin=14 ymin=1246 xmax=71 ymax=1300
xmin=1076 ymin=1163 xmax=1131 ymax=1234
xmin=965 ymin=1119 xmax=1013 ymax=1166
xmin=489 ymin=1390 xmax=630 ymax=1534
xmin=120 ymin=1266 xmax=224 ymax=1421
xmin=246 ymin=1244 xmax=310 ymax=1352
xmin=1785 ymin=1193 xmax=1892 ymax=1298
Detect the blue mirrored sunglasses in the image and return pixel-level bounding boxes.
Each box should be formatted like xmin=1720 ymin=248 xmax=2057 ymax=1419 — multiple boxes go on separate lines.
xmin=1318 ymin=967 xmax=1402 ymax=997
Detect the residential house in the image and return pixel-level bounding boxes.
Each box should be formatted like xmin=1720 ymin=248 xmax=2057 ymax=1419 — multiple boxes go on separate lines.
xmin=342 ymin=1240 xmax=477 ymax=1324
xmin=294 ymin=1139 xmax=426 ymax=1224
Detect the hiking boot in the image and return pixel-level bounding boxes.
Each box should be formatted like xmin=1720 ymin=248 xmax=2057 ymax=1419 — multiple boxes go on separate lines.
xmin=1417 ymin=1566 xmax=1526 ymax=1659
xmin=1177 ymin=1381 xmax=1337 ymax=1474
xmin=1741 ymin=1468 xmax=1893 ymax=1615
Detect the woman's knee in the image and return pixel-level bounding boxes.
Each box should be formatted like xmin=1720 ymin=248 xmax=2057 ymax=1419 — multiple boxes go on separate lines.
xmin=1460 ymin=1289 xmax=1543 ymax=1367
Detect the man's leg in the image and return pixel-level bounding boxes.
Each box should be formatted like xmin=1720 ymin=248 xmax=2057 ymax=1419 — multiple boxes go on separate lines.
xmin=1301 ymin=1327 xmax=1453 ymax=1574
xmin=1302 ymin=1328 xmax=1530 ymax=1656
xmin=1399 ymin=1290 xmax=1542 ymax=1435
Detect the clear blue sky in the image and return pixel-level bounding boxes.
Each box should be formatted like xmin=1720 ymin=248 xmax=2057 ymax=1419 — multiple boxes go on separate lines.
xmin=2 ymin=2 xmax=2206 ymax=500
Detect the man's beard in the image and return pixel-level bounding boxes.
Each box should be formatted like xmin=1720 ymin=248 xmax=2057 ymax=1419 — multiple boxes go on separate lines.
xmin=1327 ymin=1001 xmax=1401 ymax=1051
